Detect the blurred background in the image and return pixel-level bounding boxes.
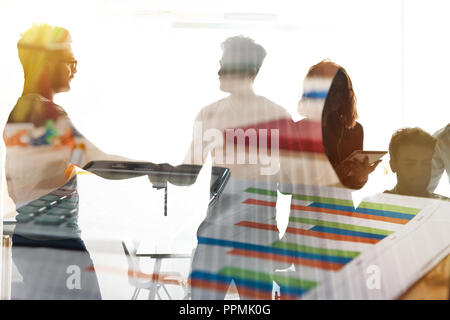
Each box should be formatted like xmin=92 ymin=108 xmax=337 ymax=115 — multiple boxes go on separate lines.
xmin=0 ymin=0 xmax=448 ymax=164
xmin=0 ymin=0 xmax=449 ymax=300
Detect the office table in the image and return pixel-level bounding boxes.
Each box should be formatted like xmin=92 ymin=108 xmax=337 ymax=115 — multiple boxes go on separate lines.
xmin=400 ymin=254 xmax=450 ymax=300
xmin=2 ymin=229 xmax=448 ymax=300
xmin=1 ymin=145 xmax=448 ymax=299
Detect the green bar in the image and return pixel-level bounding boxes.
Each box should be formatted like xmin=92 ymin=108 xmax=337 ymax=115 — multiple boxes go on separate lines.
xmin=218 ymin=267 xmax=317 ymax=290
xmin=289 ymin=217 xmax=393 ymax=236
xmin=244 ymin=187 xmax=277 ymax=197
xmin=292 ymin=194 xmax=354 ymax=206
xmin=271 ymin=241 xmax=360 ymax=258
xmin=245 ymin=188 xmax=419 ymax=215
xmin=357 ymin=202 xmax=419 ymax=215
xmin=291 ymin=193 xmax=419 ymax=215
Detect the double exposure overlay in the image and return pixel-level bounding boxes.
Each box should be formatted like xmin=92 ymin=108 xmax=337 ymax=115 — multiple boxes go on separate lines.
xmin=0 ymin=1 xmax=449 ymax=301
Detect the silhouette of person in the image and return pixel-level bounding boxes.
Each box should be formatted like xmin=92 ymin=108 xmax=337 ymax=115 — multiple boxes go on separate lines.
xmin=311 ymin=61 xmax=379 ymax=189
xmin=385 ymin=127 xmax=448 ymax=200
xmin=428 ymin=123 xmax=450 ymax=193
xmin=182 ymin=36 xmax=291 ymax=299
xmin=3 ymin=23 xmax=127 ymax=299
xmin=278 ymin=60 xmax=379 ymax=192
xmin=275 ymin=60 xmax=382 ymax=299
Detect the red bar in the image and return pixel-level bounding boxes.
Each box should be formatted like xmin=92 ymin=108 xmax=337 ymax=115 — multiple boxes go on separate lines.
xmin=285 ymin=226 xmax=379 ymax=244
xmin=235 ymin=220 xmax=278 ymax=231
xmin=228 ymin=249 xmax=344 ymax=271
xmin=235 ymin=220 xmax=380 ymax=244
xmin=291 ymin=204 xmax=408 ymax=225
xmin=242 ymin=198 xmax=276 ymax=207
xmin=242 ymin=197 xmax=408 ymax=225
xmin=190 ymin=279 xmax=298 ymax=300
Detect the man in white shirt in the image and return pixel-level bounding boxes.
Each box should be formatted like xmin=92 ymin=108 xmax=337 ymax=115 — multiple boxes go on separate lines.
xmin=428 ymin=123 xmax=450 ymax=193
xmin=4 ymin=23 xmax=130 ymax=300
xmin=184 ymin=37 xmax=291 ymax=178
xmin=386 ymin=127 xmax=448 ymax=200
xmin=184 ymin=36 xmax=291 ymax=299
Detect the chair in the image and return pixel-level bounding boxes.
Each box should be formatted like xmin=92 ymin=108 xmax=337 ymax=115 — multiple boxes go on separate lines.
xmin=121 ymin=240 xmax=188 ymax=300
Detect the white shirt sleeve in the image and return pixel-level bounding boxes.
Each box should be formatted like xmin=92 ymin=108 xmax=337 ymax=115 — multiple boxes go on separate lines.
xmin=428 ymin=124 xmax=450 ymax=192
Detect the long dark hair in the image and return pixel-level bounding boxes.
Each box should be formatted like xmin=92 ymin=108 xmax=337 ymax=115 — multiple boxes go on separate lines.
xmin=323 ymin=66 xmax=358 ymax=129
xmin=307 ymin=60 xmax=358 ymax=129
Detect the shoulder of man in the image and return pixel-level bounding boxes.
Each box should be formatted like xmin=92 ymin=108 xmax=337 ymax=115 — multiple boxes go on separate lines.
xmin=196 ymin=97 xmax=230 ymax=119
xmin=11 ymin=94 xmax=68 ymax=125
xmin=433 ymin=123 xmax=450 ymax=139
xmin=38 ymin=95 xmax=67 ymax=114
xmin=432 ymin=124 xmax=450 ymax=156
xmin=256 ymin=95 xmax=291 ymax=118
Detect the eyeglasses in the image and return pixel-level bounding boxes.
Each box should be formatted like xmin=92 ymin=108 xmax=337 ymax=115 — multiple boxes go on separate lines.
xmin=218 ymin=61 xmax=257 ymax=76
xmin=218 ymin=67 xmax=255 ymax=76
xmin=61 ymin=59 xmax=77 ymax=72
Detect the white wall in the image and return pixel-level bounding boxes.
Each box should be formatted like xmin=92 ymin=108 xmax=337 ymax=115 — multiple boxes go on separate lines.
xmin=0 ymin=0 xmax=448 ymax=197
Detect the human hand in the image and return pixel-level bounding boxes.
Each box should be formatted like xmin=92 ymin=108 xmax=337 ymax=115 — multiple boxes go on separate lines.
xmin=148 ymin=163 xmax=174 ymax=189
xmin=348 ymin=156 xmax=381 ymax=184
xmin=148 ymin=163 xmax=199 ymax=188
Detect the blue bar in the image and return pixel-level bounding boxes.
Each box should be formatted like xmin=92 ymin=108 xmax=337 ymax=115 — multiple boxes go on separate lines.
xmin=197 ymin=237 xmax=351 ymax=264
xmin=190 ymin=271 xmax=307 ymax=297
xmin=308 ymin=202 xmax=414 ymax=220
xmin=310 ymin=226 xmax=386 ymax=240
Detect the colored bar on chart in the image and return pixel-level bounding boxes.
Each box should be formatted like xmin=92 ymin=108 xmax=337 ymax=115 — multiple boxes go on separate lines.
xmin=243 ymin=197 xmax=411 ymax=224
xmin=218 ymin=266 xmax=318 ymax=290
xmin=288 ymin=217 xmax=393 ymax=236
xmin=271 ymin=241 xmax=360 ymax=259
xmin=190 ymin=271 xmax=300 ymax=299
xmin=285 ymin=226 xmax=380 ymax=244
xmin=235 ymin=221 xmax=381 ymax=244
xmin=243 ymin=198 xmax=276 ymax=207
xmin=308 ymin=202 xmax=415 ymax=220
xmin=227 ymin=249 xmax=345 ymax=271
xmin=290 ymin=203 xmax=409 ymax=224
xmin=244 ymin=188 xmax=277 ymax=197
xmin=309 ymin=226 xmax=386 ymax=240
xmin=197 ymin=237 xmax=353 ymax=264
xmin=243 ymin=188 xmax=421 ymax=215
xmin=235 ymin=220 xmax=278 ymax=231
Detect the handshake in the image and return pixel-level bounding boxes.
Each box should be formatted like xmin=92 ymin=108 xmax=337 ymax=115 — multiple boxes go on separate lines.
xmin=147 ymin=163 xmax=203 ymax=189
xmin=84 ymin=161 xmax=231 ymax=207
xmin=83 ymin=161 xmax=202 ymax=188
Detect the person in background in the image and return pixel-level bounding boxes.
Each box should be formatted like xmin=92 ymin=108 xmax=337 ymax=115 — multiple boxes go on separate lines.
xmin=4 ymin=24 xmax=128 ymax=203
xmin=275 ymin=60 xmax=380 ymax=299
xmin=298 ymin=60 xmax=380 ymax=189
xmin=385 ymin=127 xmax=448 ymax=200
xmin=428 ymin=123 xmax=450 ymax=193
xmin=182 ymin=35 xmax=291 ymax=299
xmin=3 ymin=23 xmax=129 ymax=300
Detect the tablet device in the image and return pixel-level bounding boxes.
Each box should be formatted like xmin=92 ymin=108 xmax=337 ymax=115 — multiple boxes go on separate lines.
xmin=83 ymin=161 xmax=230 ymax=207
xmin=344 ymin=150 xmax=387 ymax=165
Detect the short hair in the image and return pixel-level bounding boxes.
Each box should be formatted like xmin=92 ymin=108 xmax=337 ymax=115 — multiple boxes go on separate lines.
xmin=17 ymin=23 xmax=71 ymax=76
xmin=220 ymin=36 xmax=266 ymax=74
xmin=309 ymin=60 xmax=358 ymax=129
xmin=389 ymin=127 xmax=437 ymax=161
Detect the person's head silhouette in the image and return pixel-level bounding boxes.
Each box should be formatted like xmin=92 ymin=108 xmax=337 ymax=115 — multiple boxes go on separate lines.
xmin=218 ymin=36 xmax=266 ymax=95
xmin=18 ymin=23 xmax=76 ymax=100
xmin=298 ymin=60 xmax=357 ymax=129
xmin=389 ymin=127 xmax=437 ymax=197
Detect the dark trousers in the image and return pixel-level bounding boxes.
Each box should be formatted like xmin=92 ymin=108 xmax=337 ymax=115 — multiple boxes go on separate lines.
xmin=11 ymin=234 xmax=102 ymax=300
